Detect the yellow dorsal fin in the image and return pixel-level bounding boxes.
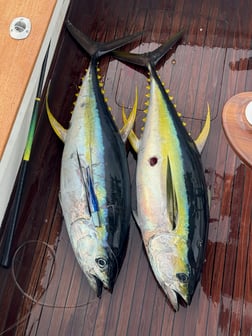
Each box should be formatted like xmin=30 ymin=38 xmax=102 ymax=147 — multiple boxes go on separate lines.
xmin=46 ymin=84 xmax=67 ymax=143
xmin=195 ymin=103 xmax=211 ymax=154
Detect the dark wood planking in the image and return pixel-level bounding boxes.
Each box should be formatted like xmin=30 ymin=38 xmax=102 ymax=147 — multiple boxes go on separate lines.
xmin=1 ymin=0 xmax=252 ymax=335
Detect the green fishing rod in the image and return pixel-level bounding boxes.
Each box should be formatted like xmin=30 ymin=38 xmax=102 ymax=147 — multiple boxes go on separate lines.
xmin=0 ymin=45 xmax=50 ymax=267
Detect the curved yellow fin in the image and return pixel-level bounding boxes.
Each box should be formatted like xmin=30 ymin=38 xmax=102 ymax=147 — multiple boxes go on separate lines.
xmin=46 ymin=84 xmax=67 ymax=143
xmin=128 ymin=129 xmax=140 ymax=153
xmin=121 ymin=100 xmax=140 ymax=153
xmin=120 ymin=87 xmax=138 ymax=144
xmin=195 ymin=103 xmax=210 ymax=154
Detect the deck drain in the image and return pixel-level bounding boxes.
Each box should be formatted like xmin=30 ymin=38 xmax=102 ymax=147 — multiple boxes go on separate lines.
xmin=10 ymin=17 xmax=31 ymax=40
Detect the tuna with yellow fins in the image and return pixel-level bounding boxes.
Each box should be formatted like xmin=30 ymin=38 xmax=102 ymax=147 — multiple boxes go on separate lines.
xmin=46 ymin=21 xmax=139 ymax=297
xmin=113 ymin=31 xmax=210 ymax=310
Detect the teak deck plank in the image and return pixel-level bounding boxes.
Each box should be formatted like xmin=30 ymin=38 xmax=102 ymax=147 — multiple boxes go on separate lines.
xmin=0 ymin=0 xmax=57 ymax=157
xmin=1 ymin=0 xmax=252 ymax=335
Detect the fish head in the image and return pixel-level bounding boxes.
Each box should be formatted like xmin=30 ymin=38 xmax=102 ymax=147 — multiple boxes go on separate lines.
xmin=147 ymin=232 xmax=195 ymax=311
xmin=75 ymin=228 xmax=118 ymax=297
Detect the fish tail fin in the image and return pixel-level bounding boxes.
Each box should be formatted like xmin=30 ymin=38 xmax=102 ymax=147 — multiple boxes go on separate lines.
xmin=66 ymin=20 xmax=143 ymax=59
xmin=112 ymin=30 xmax=183 ymax=68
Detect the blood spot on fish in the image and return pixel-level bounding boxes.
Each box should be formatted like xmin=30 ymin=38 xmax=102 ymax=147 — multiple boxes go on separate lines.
xmin=149 ymin=157 xmax=158 ymax=166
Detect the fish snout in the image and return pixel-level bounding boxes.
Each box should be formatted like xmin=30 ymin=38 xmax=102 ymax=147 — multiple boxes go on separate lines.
xmin=94 ymin=276 xmax=103 ymax=298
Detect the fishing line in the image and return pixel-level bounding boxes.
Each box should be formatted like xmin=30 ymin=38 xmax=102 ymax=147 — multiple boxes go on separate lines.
xmin=0 ymin=239 xmax=111 ymax=335
xmin=11 ymin=239 xmax=102 ymax=309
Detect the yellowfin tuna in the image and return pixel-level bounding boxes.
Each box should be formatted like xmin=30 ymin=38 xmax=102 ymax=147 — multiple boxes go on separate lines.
xmin=113 ymin=32 xmax=210 ymax=310
xmin=46 ymin=21 xmax=140 ymax=297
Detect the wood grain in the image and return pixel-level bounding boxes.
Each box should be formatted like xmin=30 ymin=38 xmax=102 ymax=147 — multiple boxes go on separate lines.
xmin=1 ymin=0 xmax=252 ymax=335
xmin=0 ymin=0 xmax=56 ymax=157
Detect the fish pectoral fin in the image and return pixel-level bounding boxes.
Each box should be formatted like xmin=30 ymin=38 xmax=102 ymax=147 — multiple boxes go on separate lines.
xmin=76 ymin=152 xmax=100 ymax=227
xmin=195 ymin=103 xmax=210 ymax=154
xmin=46 ymin=83 xmax=67 ymax=142
xmin=166 ymin=157 xmax=178 ymax=230
xmin=120 ymin=87 xmax=138 ymax=143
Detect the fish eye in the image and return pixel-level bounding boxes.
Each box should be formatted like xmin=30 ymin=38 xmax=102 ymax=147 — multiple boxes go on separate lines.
xmin=176 ymin=273 xmax=189 ymax=283
xmin=95 ymin=257 xmax=107 ymax=269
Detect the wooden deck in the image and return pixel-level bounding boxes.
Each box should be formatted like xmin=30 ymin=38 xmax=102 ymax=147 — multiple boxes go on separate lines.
xmin=1 ymin=0 xmax=252 ymax=334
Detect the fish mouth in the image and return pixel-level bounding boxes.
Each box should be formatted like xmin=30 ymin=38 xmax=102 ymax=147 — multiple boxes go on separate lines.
xmin=164 ymin=283 xmax=190 ymax=311
xmin=165 ymin=285 xmax=179 ymax=311
xmin=93 ymin=274 xmax=115 ymax=298
xmin=94 ymin=276 xmax=103 ymax=298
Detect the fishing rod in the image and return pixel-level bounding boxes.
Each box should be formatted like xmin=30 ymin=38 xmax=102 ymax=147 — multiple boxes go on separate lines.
xmin=0 ymin=45 xmax=50 ymax=268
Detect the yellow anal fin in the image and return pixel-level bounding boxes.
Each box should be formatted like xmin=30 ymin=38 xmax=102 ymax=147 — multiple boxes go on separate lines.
xmin=120 ymin=87 xmax=138 ymax=145
xmin=122 ymin=107 xmax=140 ymax=153
xmin=46 ymin=84 xmax=67 ymax=143
xmin=195 ymin=103 xmax=210 ymax=154
xmin=128 ymin=129 xmax=140 ymax=153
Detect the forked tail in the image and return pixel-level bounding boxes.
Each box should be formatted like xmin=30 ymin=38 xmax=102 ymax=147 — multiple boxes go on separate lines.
xmin=111 ymin=30 xmax=183 ymax=68
xmin=66 ymin=20 xmax=143 ymax=60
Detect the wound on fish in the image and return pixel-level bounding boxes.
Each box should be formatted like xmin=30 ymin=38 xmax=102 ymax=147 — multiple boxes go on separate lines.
xmin=149 ymin=157 xmax=158 ymax=166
